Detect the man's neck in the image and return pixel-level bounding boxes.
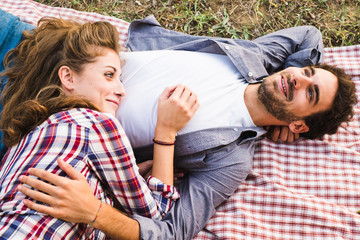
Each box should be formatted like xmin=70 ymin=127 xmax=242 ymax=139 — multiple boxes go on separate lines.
xmin=244 ymin=83 xmax=289 ymax=127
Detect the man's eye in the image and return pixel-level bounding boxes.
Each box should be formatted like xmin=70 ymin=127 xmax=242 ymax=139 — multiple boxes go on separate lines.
xmin=308 ymin=88 xmax=313 ymax=101
xmin=304 ymin=70 xmax=310 ymax=77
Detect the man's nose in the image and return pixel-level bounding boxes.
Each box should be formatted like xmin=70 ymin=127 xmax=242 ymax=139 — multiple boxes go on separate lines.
xmin=293 ymin=74 xmax=312 ymax=89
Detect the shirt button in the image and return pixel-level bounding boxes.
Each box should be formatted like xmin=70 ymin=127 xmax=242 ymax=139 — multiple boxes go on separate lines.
xmin=224 ymin=45 xmax=230 ymax=50
xmin=248 ymin=72 xmax=253 ymax=77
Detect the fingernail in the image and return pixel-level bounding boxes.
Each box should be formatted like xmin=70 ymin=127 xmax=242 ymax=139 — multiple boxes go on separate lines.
xmin=19 ymin=176 xmax=23 ymax=181
xmin=18 ymin=185 xmax=22 ymax=191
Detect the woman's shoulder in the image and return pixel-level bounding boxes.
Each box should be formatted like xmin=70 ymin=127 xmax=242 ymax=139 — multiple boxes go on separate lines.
xmin=40 ymin=108 xmax=121 ymax=129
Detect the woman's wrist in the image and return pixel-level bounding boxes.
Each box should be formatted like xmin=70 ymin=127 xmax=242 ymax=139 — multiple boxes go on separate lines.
xmin=153 ymin=138 xmax=176 ymax=146
xmin=154 ymin=126 xmax=177 ymax=143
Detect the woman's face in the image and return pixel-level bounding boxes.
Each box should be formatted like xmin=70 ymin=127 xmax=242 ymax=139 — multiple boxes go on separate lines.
xmin=71 ymin=47 xmax=125 ymax=116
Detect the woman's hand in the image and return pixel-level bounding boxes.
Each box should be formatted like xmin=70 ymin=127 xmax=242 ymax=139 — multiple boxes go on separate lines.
xmin=156 ymin=84 xmax=200 ymax=139
xmin=18 ymin=158 xmax=99 ymax=224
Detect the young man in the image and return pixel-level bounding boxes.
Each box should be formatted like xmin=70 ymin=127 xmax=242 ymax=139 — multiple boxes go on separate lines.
xmin=8 ymin=13 xmax=357 ymax=240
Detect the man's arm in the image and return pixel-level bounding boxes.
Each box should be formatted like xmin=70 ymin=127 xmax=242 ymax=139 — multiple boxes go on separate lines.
xmin=127 ymin=17 xmax=323 ymax=83
xmin=18 ymin=158 xmax=140 ymax=240
xmin=252 ymin=25 xmax=324 ymax=71
xmin=92 ymin=204 xmax=140 ymax=240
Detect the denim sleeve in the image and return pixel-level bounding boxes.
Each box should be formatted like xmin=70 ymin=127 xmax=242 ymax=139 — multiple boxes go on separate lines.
xmin=126 ymin=17 xmax=323 ymax=83
xmin=0 ymin=9 xmax=35 ymax=159
xmin=252 ymin=25 xmax=324 ymax=72
xmin=0 ymin=9 xmax=35 ymax=72
xmin=133 ymin=138 xmax=256 ymax=239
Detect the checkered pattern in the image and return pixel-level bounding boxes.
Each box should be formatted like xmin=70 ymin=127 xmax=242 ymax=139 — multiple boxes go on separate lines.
xmin=0 ymin=108 xmax=179 ymax=239
xmin=194 ymin=46 xmax=360 ymax=240
xmin=1 ymin=1 xmax=360 ymax=239
xmin=0 ymin=0 xmax=130 ymax=47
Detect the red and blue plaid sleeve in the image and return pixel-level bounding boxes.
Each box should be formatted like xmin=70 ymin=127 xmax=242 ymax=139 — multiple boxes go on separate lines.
xmin=86 ymin=113 xmax=179 ymax=219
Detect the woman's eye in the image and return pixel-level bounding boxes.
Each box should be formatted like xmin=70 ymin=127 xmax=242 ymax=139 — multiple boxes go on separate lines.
xmin=105 ymin=72 xmax=114 ymax=78
xmin=304 ymin=70 xmax=310 ymax=77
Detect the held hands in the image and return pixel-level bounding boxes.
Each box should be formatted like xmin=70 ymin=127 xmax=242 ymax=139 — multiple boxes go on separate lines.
xmin=18 ymin=158 xmax=99 ymax=224
xmin=266 ymin=126 xmax=300 ymax=143
xmin=156 ymin=85 xmax=199 ymax=138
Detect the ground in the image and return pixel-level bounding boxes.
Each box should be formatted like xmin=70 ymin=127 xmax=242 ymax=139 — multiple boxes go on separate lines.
xmin=35 ymin=0 xmax=359 ymax=47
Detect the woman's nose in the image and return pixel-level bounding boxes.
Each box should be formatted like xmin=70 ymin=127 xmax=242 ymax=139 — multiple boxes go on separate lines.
xmin=115 ymin=81 xmax=126 ymax=97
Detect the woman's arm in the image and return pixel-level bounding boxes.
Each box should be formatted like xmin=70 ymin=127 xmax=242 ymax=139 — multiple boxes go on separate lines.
xmin=86 ymin=84 xmax=198 ymax=219
xmin=19 ymin=158 xmax=139 ymax=240
xmin=19 ymin=84 xmax=198 ymax=221
xmin=151 ymin=84 xmax=199 ymax=185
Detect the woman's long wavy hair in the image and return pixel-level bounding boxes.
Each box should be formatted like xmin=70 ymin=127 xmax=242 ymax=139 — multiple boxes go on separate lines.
xmin=0 ymin=17 xmax=120 ymax=147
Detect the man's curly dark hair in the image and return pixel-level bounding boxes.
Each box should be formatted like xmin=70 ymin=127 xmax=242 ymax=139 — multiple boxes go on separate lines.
xmin=300 ymin=64 xmax=357 ymax=139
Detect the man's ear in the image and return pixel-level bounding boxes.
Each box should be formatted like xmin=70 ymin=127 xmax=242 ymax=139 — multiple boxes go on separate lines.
xmin=58 ymin=66 xmax=74 ymax=92
xmin=289 ymin=120 xmax=309 ymax=133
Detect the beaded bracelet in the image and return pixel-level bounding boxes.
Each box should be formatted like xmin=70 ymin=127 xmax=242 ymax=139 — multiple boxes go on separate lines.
xmin=90 ymin=200 xmax=102 ymax=227
xmin=153 ymin=138 xmax=176 ymax=146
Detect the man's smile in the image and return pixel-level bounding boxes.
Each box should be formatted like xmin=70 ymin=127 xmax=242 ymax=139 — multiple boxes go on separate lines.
xmin=281 ymin=75 xmax=287 ymax=98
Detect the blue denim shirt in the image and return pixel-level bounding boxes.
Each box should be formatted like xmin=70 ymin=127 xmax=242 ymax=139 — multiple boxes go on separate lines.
xmin=126 ymin=15 xmax=324 ymax=83
xmin=126 ymin=15 xmax=324 ymax=157
xmin=125 ymin=16 xmax=326 ymax=240
xmin=0 ymin=9 xmax=35 ymax=158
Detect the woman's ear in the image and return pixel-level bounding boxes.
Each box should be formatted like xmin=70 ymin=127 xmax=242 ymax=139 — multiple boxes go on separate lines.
xmin=289 ymin=120 xmax=309 ymax=133
xmin=58 ymin=66 xmax=74 ymax=93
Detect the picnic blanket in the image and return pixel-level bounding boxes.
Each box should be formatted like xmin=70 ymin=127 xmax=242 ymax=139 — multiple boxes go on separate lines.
xmin=1 ymin=1 xmax=359 ymax=239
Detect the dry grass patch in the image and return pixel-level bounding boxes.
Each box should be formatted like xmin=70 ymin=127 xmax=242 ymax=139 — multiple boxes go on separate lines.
xmin=34 ymin=0 xmax=360 ymax=47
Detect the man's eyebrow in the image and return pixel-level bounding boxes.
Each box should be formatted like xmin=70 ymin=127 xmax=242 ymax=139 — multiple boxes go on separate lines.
xmin=310 ymin=66 xmax=315 ymax=76
xmin=314 ymin=85 xmax=319 ymax=105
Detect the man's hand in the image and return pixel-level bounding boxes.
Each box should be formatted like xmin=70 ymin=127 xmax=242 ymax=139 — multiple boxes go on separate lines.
xmin=266 ymin=126 xmax=300 ymax=143
xmin=137 ymin=160 xmax=153 ymax=179
xmin=138 ymin=159 xmax=186 ymax=184
xmin=18 ymin=158 xmax=99 ymax=224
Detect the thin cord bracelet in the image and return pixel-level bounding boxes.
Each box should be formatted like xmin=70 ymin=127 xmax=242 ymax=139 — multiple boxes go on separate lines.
xmin=153 ymin=138 xmax=176 ymax=146
xmin=90 ymin=200 xmax=102 ymax=227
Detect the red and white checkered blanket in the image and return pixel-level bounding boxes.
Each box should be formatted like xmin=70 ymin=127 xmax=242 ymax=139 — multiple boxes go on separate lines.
xmin=1 ymin=1 xmax=359 ymax=239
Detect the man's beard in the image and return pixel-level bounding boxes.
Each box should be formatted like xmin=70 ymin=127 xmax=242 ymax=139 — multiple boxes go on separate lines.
xmin=257 ymin=76 xmax=299 ymax=122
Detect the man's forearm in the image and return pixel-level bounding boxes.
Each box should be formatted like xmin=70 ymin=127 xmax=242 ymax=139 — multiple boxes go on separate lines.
xmin=93 ymin=203 xmax=140 ymax=240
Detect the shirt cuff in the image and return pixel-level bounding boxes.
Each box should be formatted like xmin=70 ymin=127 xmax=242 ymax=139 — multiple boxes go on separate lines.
xmin=146 ymin=176 xmax=180 ymax=200
xmin=146 ymin=176 xmax=180 ymax=216
xmin=284 ymin=48 xmax=322 ymax=68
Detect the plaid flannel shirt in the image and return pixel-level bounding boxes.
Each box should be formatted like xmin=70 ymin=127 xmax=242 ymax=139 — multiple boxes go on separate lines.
xmin=0 ymin=108 xmax=179 ymax=239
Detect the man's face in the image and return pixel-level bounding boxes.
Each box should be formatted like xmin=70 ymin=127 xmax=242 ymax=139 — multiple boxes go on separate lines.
xmin=258 ymin=66 xmax=338 ymax=122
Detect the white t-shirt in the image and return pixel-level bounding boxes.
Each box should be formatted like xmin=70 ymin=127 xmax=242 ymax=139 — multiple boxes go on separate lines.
xmin=116 ymin=50 xmax=255 ymax=148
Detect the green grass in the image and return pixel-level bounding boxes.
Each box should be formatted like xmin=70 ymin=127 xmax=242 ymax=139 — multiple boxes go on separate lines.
xmin=34 ymin=0 xmax=360 ymax=47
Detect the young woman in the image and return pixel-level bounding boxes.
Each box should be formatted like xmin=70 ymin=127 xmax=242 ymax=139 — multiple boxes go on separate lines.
xmin=0 ymin=17 xmax=199 ymax=239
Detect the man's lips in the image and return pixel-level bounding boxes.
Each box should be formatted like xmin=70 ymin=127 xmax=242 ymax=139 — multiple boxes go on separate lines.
xmin=278 ymin=75 xmax=288 ymax=98
xmin=282 ymin=75 xmax=287 ymax=98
